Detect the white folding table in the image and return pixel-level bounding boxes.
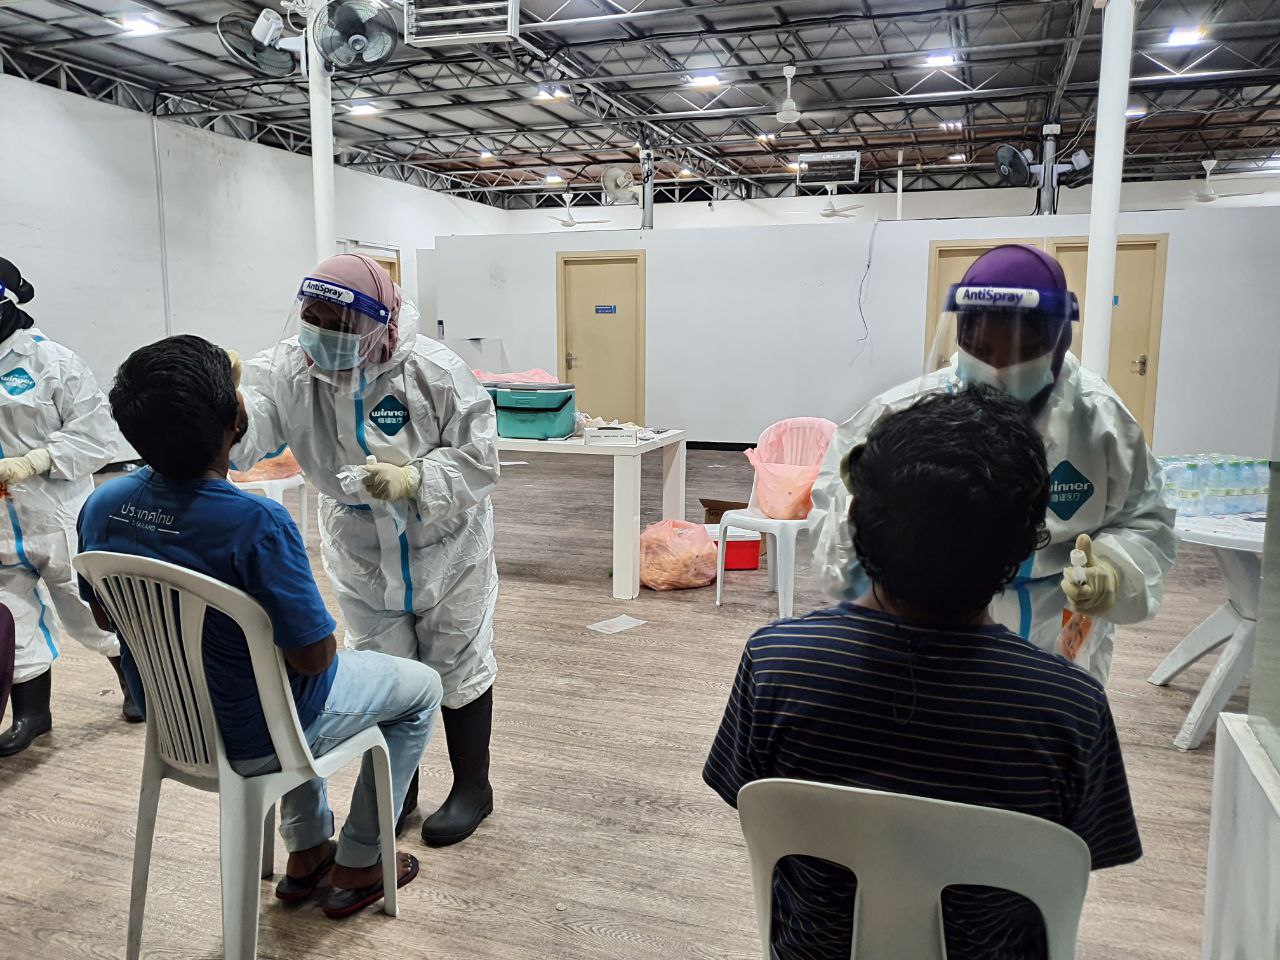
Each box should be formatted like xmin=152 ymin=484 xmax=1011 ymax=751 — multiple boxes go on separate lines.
xmin=495 ymin=431 xmax=688 ymax=600
xmin=1147 ymin=513 xmax=1266 ymax=750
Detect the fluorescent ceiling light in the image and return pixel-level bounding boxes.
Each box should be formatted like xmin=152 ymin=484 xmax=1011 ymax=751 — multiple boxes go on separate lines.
xmin=679 ymin=168 xmax=694 ymax=177
xmin=939 ymin=120 xmax=962 ymax=131
xmin=347 ymin=104 xmax=378 ymax=116
xmin=1125 ymin=105 xmax=1147 ymax=117
xmin=479 ymin=150 xmax=494 ymax=159
xmin=688 ymin=74 xmax=721 ymax=89
xmin=1166 ymin=26 xmax=1206 ymax=46
xmin=118 ymin=16 xmax=160 ymax=35
xmin=551 ymin=87 xmax=570 ymax=100
xmin=925 ymin=52 xmax=957 ymax=67
xmin=756 ymin=132 xmax=777 ymax=142
xmin=534 ymin=88 xmax=553 ymax=101
xmin=948 ymin=153 xmax=966 ymax=162
xmin=545 ymin=174 xmax=565 ymax=184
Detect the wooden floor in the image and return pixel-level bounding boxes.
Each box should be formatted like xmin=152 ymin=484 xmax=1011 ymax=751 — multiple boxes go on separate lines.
xmin=0 ymin=451 xmax=1241 ymax=960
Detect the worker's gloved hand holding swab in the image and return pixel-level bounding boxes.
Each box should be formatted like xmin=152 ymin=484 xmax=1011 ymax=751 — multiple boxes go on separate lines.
xmin=1060 ymin=533 xmax=1118 ymax=616
xmin=361 ymin=455 xmax=419 ymax=501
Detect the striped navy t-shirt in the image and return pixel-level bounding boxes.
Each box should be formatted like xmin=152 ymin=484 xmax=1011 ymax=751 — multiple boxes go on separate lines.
xmin=704 ymin=603 xmax=1141 ymax=960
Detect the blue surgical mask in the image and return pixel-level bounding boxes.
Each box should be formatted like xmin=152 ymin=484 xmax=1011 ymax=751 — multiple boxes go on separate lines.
xmin=299 ymin=321 xmax=361 ymax=371
xmin=956 ymin=348 xmax=1055 ymax=403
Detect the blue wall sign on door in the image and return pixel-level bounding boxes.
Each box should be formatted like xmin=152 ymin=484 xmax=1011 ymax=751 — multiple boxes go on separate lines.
xmin=595 ymin=305 xmax=617 ymax=314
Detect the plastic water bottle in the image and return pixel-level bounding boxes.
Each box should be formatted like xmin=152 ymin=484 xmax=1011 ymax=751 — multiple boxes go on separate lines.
xmin=1204 ymin=461 xmax=1229 ymax=516
xmin=1160 ymin=459 xmax=1183 ymax=512
xmin=1255 ymin=460 xmax=1271 ymax=513
xmin=1226 ymin=461 xmax=1247 ymax=515
xmin=1176 ymin=463 xmax=1203 ymax=517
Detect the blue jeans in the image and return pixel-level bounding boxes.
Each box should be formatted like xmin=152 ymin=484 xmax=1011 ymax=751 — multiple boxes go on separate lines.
xmin=233 ymin=649 xmax=443 ymax=869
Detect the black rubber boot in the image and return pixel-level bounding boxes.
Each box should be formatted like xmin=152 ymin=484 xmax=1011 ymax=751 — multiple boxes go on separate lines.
xmin=421 ymin=688 xmax=493 ymax=847
xmin=109 ymin=656 xmax=144 ymax=724
xmin=0 ymin=669 xmax=53 ymax=757
xmin=395 ymin=769 xmax=420 ymax=838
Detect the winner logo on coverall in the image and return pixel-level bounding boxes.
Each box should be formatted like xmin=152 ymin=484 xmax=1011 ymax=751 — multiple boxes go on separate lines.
xmin=370 ymin=396 xmax=410 ymax=437
xmin=0 ymin=368 xmax=36 ymax=396
xmin=1048 ymin=461 xmax=1094 ymax=521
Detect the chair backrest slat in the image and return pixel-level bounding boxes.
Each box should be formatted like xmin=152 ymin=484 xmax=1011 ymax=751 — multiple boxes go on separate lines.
xmin=74 ymin=552 xmax=318 ymax=781
xmin=737 ymin=779 xmax=1091 ymax=960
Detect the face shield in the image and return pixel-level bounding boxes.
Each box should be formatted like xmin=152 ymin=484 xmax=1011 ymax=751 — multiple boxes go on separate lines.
xmin=281 ymin=274 xmax=394 ymax=395
xmin=926 ymin=282 xmax=1078 ymax=404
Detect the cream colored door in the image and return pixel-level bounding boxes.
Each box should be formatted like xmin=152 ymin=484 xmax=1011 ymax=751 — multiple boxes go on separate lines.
xmin=1048 ymin=237 xmax=1167 ymax=439
xmin=925 ymin=239 xmax=1045 ymax=371
xmin=557 ymin=252 xmax=646 ymax=424
xmin=370 ymin=255 xmax=401 ymax=285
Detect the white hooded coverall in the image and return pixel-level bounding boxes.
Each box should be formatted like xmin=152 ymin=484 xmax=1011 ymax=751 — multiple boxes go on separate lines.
xmin=0 ymin=327 xmax=121 ymax=682
xmin=811 ymin=354 xmax=1176 ymax=683
xmin=235 ymin=332 xmax=500 ymax=709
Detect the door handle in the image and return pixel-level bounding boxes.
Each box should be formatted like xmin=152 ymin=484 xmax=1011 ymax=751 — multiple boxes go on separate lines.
xmin=566 ymin=351 xmax=576 ymax=371
xmin=1130 ymin=354 xmax=1148 ymax=376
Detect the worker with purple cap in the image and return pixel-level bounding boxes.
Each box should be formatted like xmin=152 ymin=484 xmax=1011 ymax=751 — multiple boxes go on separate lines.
xmin=811 ymin=244 xmax=1175 ymax=683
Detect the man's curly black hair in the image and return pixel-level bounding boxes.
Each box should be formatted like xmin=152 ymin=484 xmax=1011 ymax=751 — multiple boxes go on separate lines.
xmin=110 ymin=335 xmax=238 ymax=482
xmin=844 ymin=385 xmax=1050 ymax=622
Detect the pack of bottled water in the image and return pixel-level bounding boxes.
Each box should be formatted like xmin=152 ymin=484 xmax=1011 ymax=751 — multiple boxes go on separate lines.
xmin=1158 ymin=454 xmax=1270 ymax=518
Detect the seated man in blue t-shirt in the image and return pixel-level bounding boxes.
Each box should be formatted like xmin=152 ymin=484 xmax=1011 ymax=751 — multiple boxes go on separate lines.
xmin=704 ymin=387 xmax=1142 ymax=960
xmin=77 ymin=334 xmax=443 ymax=919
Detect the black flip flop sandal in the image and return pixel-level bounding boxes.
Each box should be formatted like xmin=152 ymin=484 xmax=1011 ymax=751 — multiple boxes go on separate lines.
xmin=322 ymin=854 xmax=420 ymax=920
xmin=274 ymin=841 xmax=337 ymax=904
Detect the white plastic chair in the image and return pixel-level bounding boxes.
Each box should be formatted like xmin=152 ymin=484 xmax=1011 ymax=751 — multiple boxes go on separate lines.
xmin=232 ymin=473 xmax=310 ymax=544
xmin=736 ymin=779 xmax=1091 ymax=960
xmin=73 ymin=551 xmax=401 ymax=960
xmin=716 ymin=418 xmax=837 ymax=619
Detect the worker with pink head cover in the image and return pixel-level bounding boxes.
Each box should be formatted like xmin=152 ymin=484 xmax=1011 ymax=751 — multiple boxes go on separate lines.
xmin=232 ymin=253 xmax=500 ymax=849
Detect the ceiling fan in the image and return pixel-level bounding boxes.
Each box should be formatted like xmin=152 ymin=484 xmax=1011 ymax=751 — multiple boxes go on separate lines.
xmin=1189 ymin=158 xmax=1264 ymax=203
xmin=1127 ymin=157 xmax=1272 ymax=210
xmin=547 ymin=195 xmax=611 ymax=229
xmin=786 ymin=184 xmax=862 ymax=220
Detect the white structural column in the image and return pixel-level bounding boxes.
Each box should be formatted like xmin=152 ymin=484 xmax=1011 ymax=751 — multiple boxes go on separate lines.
xmin=895 ymin=149 xmax=904 ymax=220
xmin=1080 ymin=0 xmax=1136 ymax=375
xmin=307 ymin=4 xmax=336 ymax=263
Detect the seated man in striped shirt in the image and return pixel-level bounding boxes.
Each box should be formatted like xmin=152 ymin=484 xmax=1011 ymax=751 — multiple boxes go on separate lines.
xmin=704 ymin=386 xmax=1141 ymax=960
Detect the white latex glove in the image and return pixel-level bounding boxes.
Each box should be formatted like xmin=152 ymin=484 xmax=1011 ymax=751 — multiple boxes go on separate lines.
xmin=226 ymin=349 xmax=243 ymax=388
xmin=1060 ymin=533 xmax=1119 ymax=616
xmin=0 ymin=448 xmax=53 ymax=484
xmin=362 ymin=456 xmax=420 ymax=501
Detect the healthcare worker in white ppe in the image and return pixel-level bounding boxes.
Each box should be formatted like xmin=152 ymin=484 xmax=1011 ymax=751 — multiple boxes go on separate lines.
xmin=233 ymin=254 xmax=499 ymax=847
xmin=812 ymin=244 xmax=1175 ymax=683
xmin=0 ymin=256 xmax=139 ymax=759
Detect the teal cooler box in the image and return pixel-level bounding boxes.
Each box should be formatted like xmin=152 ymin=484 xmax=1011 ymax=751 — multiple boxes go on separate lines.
xmin=493 ymin=383 xmax=577 ymax=440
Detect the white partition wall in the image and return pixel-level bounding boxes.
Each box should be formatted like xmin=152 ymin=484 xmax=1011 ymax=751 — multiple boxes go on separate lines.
xmin=437 ymin=208 xmax=1280 ymax=452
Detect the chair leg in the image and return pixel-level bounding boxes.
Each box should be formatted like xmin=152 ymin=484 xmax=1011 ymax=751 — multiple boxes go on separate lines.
xmin=716 ymin=522 xmax=730 ymax=607
xmin=218 ymin=789 xmax=266 ymax=960
xmin=127 ymin=750 xmax=164 ymax=960
xmin=261 ymin=804 xmax=275 ymax=880
xmin=370 ymin=744 xmax=400 ymax=917
xmin=775 ymin=527 xmax=798 ymax=620
xmin=765 ymin=534 xmax=778 ymax=593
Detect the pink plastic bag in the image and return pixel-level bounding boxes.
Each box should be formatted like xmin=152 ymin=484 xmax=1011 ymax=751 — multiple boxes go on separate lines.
xmin=474 ymin=368 xmax=559 ymax=384
xmin=640 ymin=520 xmax=718 ymax=591
xmin=745 ymin=417 xmax=838 ymax=521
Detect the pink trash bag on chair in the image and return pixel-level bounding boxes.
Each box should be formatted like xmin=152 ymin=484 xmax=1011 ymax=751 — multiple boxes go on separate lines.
xmin=640 ymin=520 xmax=718 ymax=591
xmin=745 ymin=417 xmax=839 ymax=520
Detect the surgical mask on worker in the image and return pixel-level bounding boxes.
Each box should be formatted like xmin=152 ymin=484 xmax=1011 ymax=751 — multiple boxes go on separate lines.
xmin=299 ymin=321 xmax=362 ymax=371
xmin=956 ymin=348 xmax=1056 ymax=403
